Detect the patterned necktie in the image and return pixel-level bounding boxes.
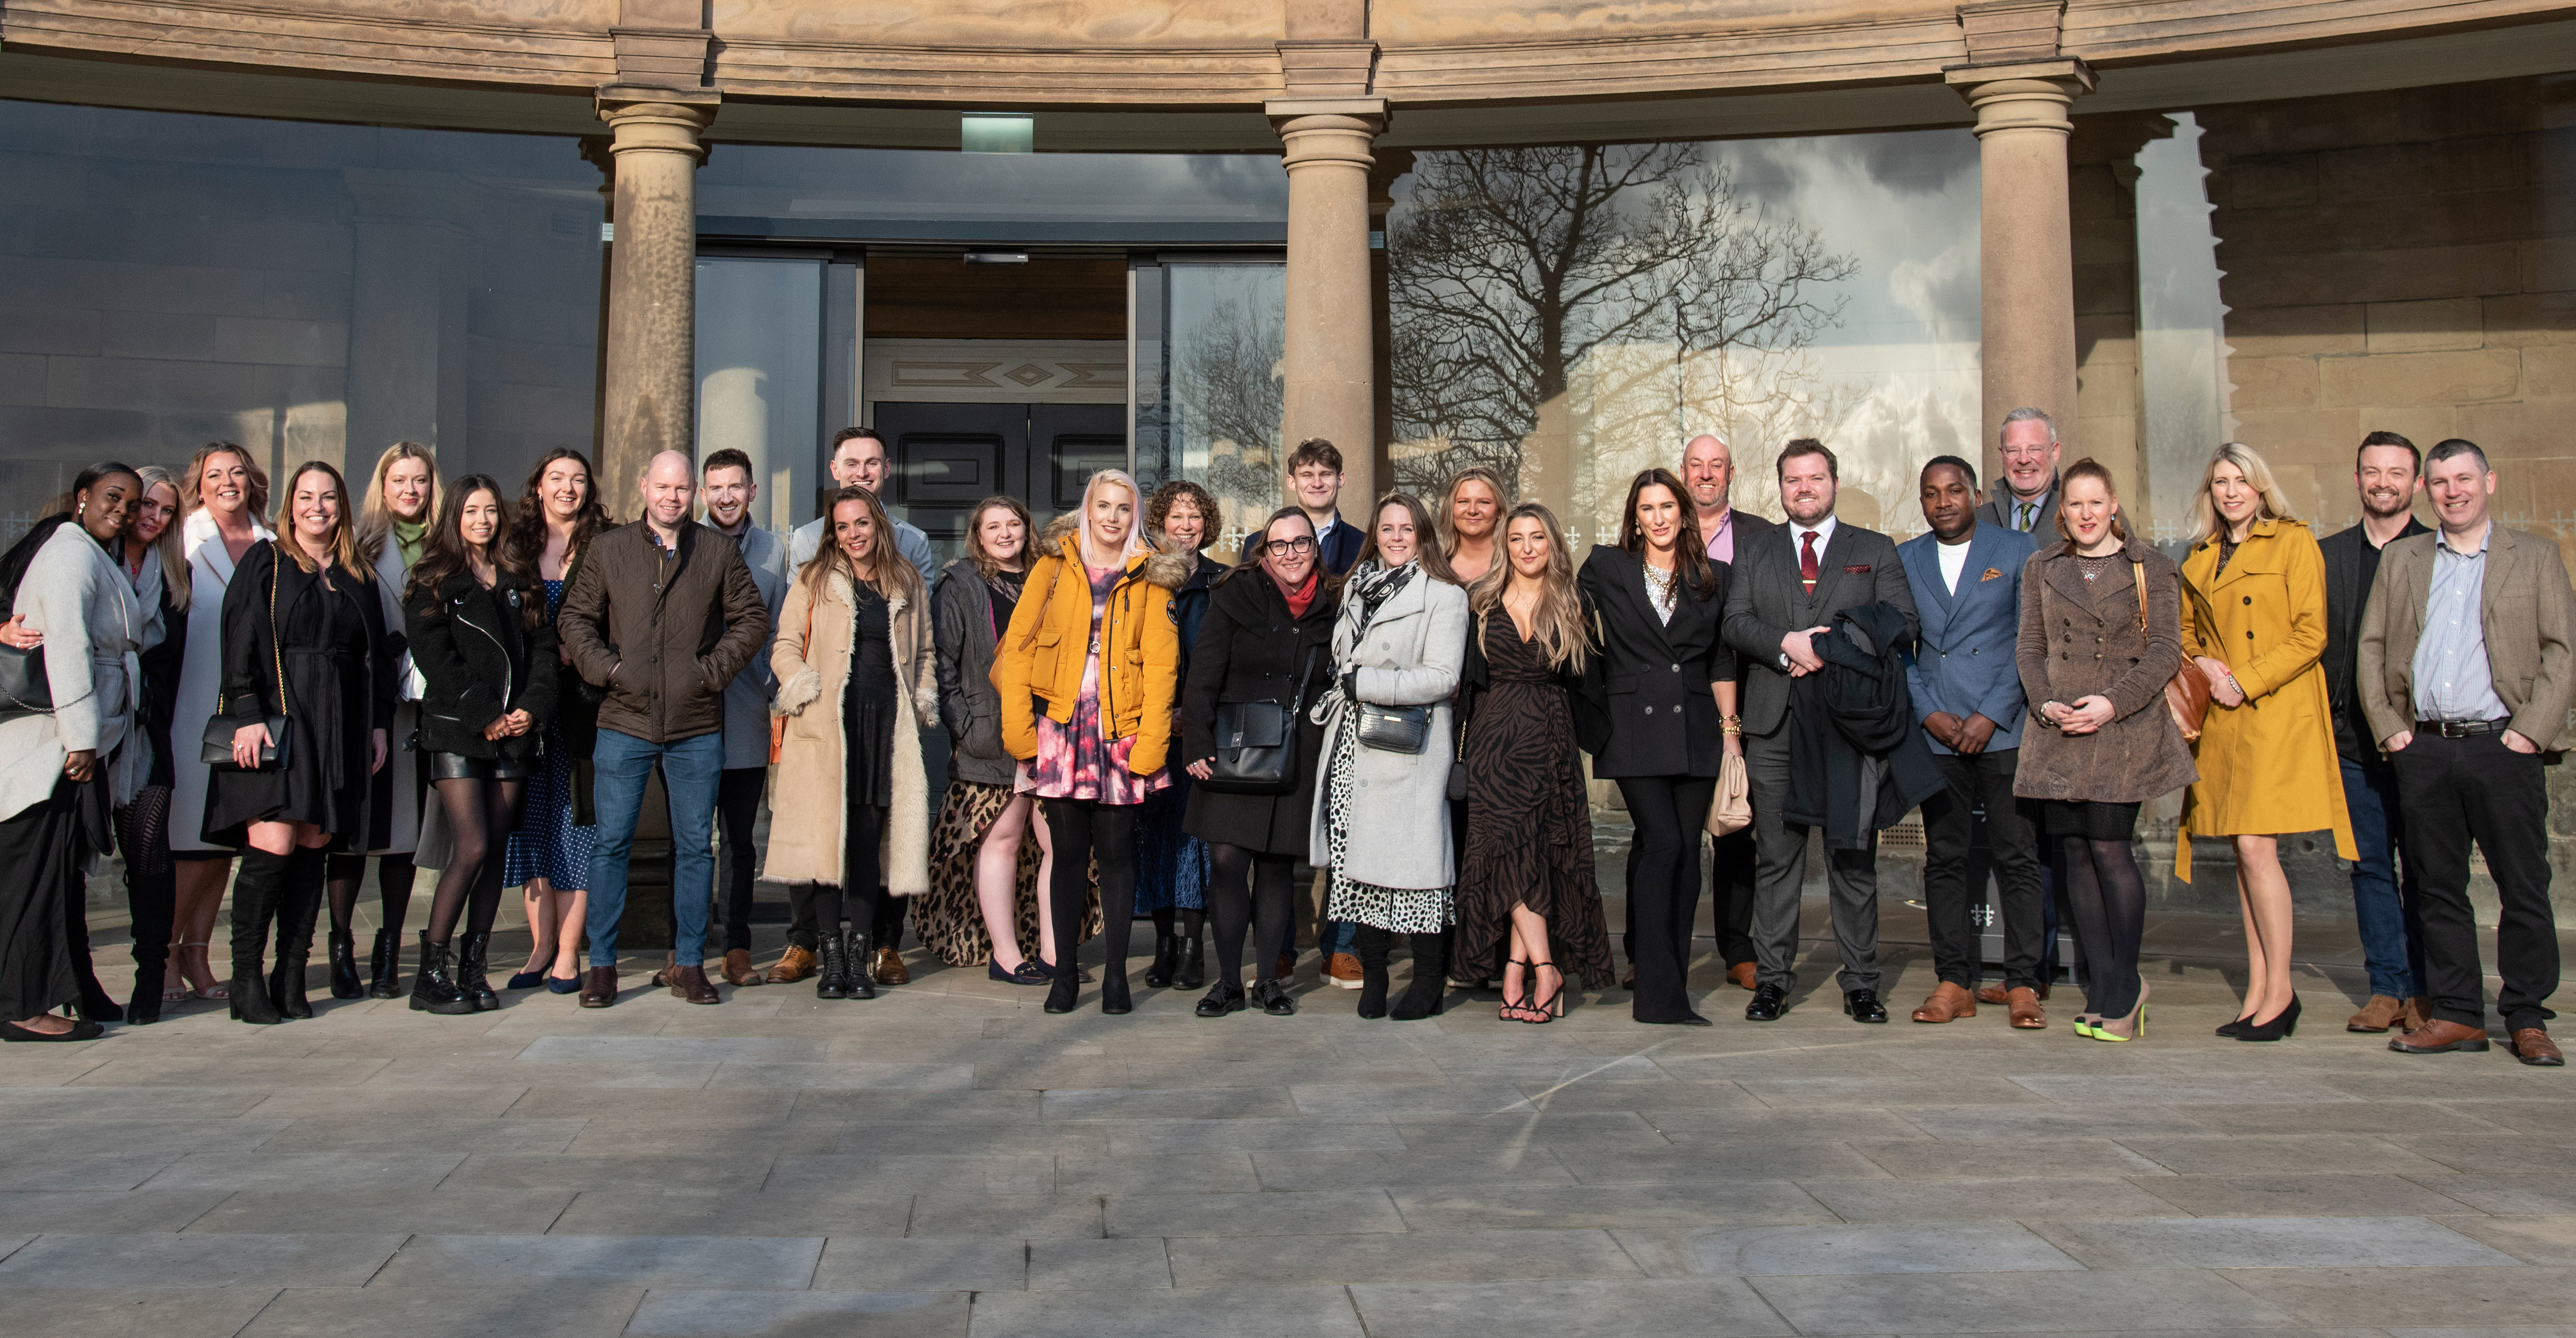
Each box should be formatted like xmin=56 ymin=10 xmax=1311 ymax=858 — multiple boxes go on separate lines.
xmin=2016 ymin=501 xmax=2035 ymax=532
xmin=1799 ymin=530 xmax=1819 ymax=596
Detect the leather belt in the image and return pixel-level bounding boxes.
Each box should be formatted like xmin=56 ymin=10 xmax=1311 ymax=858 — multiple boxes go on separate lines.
xmin=2416 ymin=718 xmax=2506 ymax=737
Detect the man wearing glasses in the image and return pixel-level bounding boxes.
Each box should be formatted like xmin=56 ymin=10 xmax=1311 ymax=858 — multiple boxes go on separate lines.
xmin=1974 ymin=407 xmax=2062 ymax=537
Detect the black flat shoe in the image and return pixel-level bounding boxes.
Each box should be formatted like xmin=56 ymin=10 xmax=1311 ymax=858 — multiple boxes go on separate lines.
xmin=1195 ymin=982 xmax=1245 ymax=1017
xmin=1638 ymin=1011 xmax=1714 ymax=1026
xmin=2 ymin=1019 xmax=105 ymax=1042
xmin=1844 ymin=989 xmax=1888 ymax=1024
xmin=1745 ymin=984 xmax=1787 ymax=1022
xmin=1250 ymin=978 xmax=1297 ymax=1016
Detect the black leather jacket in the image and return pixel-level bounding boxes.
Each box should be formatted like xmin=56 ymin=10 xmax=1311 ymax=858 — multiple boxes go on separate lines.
xmin=404 ymin=569 xmax=559 ymax=761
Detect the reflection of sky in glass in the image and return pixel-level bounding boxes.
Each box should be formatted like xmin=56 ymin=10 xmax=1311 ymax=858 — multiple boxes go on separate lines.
xmin=699 ymin=147 xmax=1289 ymax=223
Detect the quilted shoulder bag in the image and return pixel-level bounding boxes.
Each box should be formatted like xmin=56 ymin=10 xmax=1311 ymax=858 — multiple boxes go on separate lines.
xmin=202 ymin=542 xmax=292 ymax=771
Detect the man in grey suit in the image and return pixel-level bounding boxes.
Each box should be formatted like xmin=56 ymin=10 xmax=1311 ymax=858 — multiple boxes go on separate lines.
xmin=1974 ymin=406 xmax=2062 ymax=538
xmin=702 ymin=449 xmax=790 ymax=988
xmin=1722 ymin=439 xmax=1919 ymax=1023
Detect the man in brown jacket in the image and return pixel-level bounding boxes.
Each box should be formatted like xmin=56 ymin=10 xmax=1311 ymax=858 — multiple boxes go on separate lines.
xmin=558 ymin=451 xmax=772 ymax=1007
xmin=2358 ymin=439 xmax=2574 ymax=1066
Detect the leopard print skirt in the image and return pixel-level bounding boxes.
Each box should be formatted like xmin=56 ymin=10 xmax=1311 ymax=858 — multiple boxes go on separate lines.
xmin=915 ymin=778 xmax=1101 ymax=967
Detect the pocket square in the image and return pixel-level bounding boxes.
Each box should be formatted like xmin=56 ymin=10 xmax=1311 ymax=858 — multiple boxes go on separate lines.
xmin=1980 ymin=567 xmax=2003 ymax=581
xmin=1841 ymin=564 xmax=1871 ymax=574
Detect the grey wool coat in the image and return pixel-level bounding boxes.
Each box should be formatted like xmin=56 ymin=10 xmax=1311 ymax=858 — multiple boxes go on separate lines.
xmin=2011 ymin=536 xmax=2199 ymax=805
xmin=933 ymin=557 xmax=1016 ymax=788
xmin=1307 ymin=565 xmax=1470 ymax=891
xmin=1 ymin=523 xmax=154 ymax=823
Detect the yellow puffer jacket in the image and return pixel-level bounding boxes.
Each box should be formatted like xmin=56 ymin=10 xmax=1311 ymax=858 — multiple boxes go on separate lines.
xmin=990 ymin=516 xmax=1190 ymax=775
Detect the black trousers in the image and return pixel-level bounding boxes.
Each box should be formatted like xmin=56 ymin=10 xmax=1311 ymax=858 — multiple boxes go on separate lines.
xmin=716 ymin=767 xmax=764 ymax=953
xmin=1616 ymin=774 xmax=1716 ymax=1023
xmin=1920 ymin=749 xmax=2046 ymax=990
xmin=2393 ymin=731 xmax=2558 ymax=1031
xmin=1709 ymin=827 xmax=1757 ymax=969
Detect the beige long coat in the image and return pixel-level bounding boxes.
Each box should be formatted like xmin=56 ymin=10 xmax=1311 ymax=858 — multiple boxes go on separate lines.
xmin=765 ymin=568 xmax=939 ymax=896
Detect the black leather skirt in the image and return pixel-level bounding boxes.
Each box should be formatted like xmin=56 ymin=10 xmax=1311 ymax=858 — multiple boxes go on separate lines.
xmin=429 ymin=751 xmax=530 ymax=783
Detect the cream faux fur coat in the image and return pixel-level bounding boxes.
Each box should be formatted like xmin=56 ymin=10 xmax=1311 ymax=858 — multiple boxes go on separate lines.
xmin=765 ymin=566 xmax=940 ymax=895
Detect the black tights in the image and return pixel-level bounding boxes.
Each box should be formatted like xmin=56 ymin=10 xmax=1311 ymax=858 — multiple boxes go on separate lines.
xmin=809 ymin=803 xmax=887 ymax=942
xmin=117 ymin=785 xmax=175 ymax=990
xmin=1208 ymin=845 xmax=1297 ymax=986
xmin=328 ymin=853 xmax=417 ymax=941
xmin=1151 ymin=906 xmax=1206 ymax=943
xmin=424 ymin=777 xmax=526 ymax=945
xmin=2058 ymin=836 xmax=2146 ymax=1018
xmin=1046 ymin=799 xmax=1136 ymax=979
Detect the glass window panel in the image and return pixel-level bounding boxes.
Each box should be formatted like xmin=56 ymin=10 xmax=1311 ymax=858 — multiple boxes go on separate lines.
xmin=695 ymin=257 xmax=823 ymax=535
xmin=700 ymin=147 xmax=1286 ymax=228
xmin=1160 ymin=263 xmax=1287 ymax=557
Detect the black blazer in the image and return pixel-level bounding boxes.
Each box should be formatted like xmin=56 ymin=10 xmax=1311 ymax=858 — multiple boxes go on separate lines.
xmin=1576 ymin=545 xmax=1736 ymax=779
xmin=1723 ymin=519 xmax=1918 ymax=736
xmin=2319 ymin=517 xmax=2428 ymax=761
xmin=1317 ymin=513 xmax=1366 ymax=576
xmin=1180 ymin=568 xmax=1340 ymax=855
xmin=405 ymin=569 xmax=559 ymax=762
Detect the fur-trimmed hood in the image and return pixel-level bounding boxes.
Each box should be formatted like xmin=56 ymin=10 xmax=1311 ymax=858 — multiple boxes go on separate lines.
xmin=1039 ymin=512 xmax=1193 ymax=592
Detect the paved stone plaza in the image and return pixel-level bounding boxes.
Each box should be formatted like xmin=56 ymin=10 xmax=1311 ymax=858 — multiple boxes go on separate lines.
xmin=3 ymin=902 xmax=2571 ymax=1338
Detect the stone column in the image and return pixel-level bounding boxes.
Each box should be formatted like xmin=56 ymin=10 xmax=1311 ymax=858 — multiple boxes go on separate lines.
xmin=595 ymin=84 xmax=716 ymax=504
xmin=1271 ymin=99 xmax=1385 ymax=510
xmin=1949 ymin=60 xmax=2093 ymax=460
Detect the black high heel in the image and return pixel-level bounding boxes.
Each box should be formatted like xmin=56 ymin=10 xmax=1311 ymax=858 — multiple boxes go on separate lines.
xmin=1499 ymin=959 xmax=1536 ymax=1023
xmin=1524 ymin=961 xmax=1565 ymax=1024
xmin=2236 ymin=993 xmax=2300 ymax=1042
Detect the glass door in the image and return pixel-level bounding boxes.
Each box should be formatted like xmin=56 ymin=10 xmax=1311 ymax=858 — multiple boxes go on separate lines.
xmin=1133 ymin=259 xmax=1287 ymax=558
xmin=695 ymin=256 xmax=823 ymax=535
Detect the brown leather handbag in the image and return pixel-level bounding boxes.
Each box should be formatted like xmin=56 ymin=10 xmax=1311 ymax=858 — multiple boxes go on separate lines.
xmin=2135 ymin=560 xmax=2209 ymax=740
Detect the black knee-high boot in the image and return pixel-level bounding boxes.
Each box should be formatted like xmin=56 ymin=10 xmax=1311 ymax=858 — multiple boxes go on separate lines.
xmin=1392 ymin=932 xmax=1447 ymax=1020
xmin=1353 ymin=925 xmax=1392 ymax=1019
xmin=269 ymin=846 xmax=327 ymax=1019
xmin=228 ymin=849 xmax=291 ymax=1025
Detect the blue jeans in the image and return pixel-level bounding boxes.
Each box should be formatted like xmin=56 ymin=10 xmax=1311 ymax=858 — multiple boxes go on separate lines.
xmin=2341 ymin=753 xmax=2426 ymax=1000
xmin=586 ymin=728 xmax=723 ymax=970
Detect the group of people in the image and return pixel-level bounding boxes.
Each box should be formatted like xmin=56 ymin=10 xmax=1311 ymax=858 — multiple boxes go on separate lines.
xmin=0 ymin=415 xmax=2561 ymax=1065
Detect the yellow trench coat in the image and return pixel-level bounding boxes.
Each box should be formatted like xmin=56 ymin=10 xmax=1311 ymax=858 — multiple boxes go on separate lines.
xmin=2174 ymin=517 xmax=2357 ymax=880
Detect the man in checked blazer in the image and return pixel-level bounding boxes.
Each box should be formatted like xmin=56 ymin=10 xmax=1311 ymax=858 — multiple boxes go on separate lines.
xmin=1722 ymin=439 xmax=1919 ymax=1023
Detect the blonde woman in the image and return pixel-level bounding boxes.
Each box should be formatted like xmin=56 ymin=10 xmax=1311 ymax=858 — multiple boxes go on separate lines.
xmin=208 ymin=461 xmax=397 ymax=1024
xmin=1441 ymin=467 xmax=1509 ymax=585
xmin=112 ymin=466 xmax=190 ymax=1023
xmin=766 ymin=486 xmax=939 ymax=1000
xmin=337 ymin=441 xmax=437 ymax=999
xmin=171 ymin=443 xmax=274 ymax=1002
xmin=2177 ymin=442 xmax=2355 ymax=1042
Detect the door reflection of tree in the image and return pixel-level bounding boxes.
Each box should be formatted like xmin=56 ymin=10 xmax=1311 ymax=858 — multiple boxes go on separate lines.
xmin=1175 ymin=296 xmax=1287 ymax=545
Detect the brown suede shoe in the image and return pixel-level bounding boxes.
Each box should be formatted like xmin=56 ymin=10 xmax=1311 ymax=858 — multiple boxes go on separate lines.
xmin=1977 ymin=980 xmax=2050 ymax=1005
xmin=1728 ymin=962 xmax=1758 ymax=991
xmin=874 ymin=947 xmax=911 ymax=986
xmin=2346 ymin=994 xmax=2408 ymax=1032
xmin=766 ymin=945 xmax=816 ymax=984
xmin=2388 ymin=1017 xmax=2490 ymax=1054
xmin=2508 ymin=1028 xmax=2565 ymax=1067
xmin=721 ymin=949 xmax=763 ymax=988
xmin=579 ymin=965 xmax=618 ymax=1008
xmin=1327 ymin=952 xmax=1363 ymax=990
xmin=668 ymin=963 xmax=721 ymax=1005
xmin=1911 ymin=981 xmax=1976 ymax=1023
xmin=2402 ymin=996 xmax=2433 ymax=1030
xmin=2006 ymin=986 xmax=2047 ymax=1029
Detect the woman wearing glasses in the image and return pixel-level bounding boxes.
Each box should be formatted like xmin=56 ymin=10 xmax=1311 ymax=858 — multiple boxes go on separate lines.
xmin=1180 ymin=509 xmax=1340 ymax=1016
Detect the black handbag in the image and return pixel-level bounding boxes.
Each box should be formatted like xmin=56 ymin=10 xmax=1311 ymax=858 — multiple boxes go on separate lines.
xmin=0 ymin=642 xmax=48 ymax=721
xmin=1198 ymin=645 xmax=1320 ymax=796
xmin=203 ymin=542 xmax=292 ymax=773
xmin=1354 ymin=700 xmax=1431 ymax=754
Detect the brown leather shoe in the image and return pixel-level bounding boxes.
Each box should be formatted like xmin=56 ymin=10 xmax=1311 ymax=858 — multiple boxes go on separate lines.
xmin=2389 ymin=1017 xmax=2490 ymax=1054
xmin=2005 ymin=986 xmax=2047 ymax=1029
xmin=1621 ymin=966 xmax=1637 ymax=991
xmin=1977 ymin=981 xmax=2049 ymax=1005
xmin=1728 ymin=962 xmax=1758 ymax=991
xmin=873 ymin=946 xmax=910 ymax=986
xmin=1911 ymin=981 xmax=1975 ymax=1023
xmin=668 ymin=963 xmax=721 ymax=1005
xmin=579 ymin=965 xmax=617 ymax=1008
xmin=649 ymin=951 xmax=675 ymax=987
xmin=2346 ymin=994 xmax=2407 ymax=1032
xmin=1275 ymin=952 xmax=1296 ymax=981
xmin=1327 ymin=952 xmax=1363 ymax=990
xmin=721 ymin=949 xmax=763 ymax=988
xmin=2508 ymin=1028 xmax=2565 ymax=1067
xmin=766 ymin=945 xmax=816 ymax=984
xmin=2402 ymin=996 xmax=2433 ymax=1030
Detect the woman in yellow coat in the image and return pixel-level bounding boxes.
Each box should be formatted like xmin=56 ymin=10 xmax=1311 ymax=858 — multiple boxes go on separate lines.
xmin=2177 ymin=442 xmax=2357 ymax=1042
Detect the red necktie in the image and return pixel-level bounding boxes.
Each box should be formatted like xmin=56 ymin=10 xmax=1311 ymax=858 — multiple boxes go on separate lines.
xmin=1800 ymin=530 xmax=1819 ymax=596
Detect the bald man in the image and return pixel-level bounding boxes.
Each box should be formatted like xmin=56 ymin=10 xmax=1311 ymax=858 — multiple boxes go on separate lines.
xmin=557 ymin=450 xmax=772 ymax=1008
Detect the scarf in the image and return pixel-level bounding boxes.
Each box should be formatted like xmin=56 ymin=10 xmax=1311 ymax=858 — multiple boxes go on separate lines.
xmin=1346 ymin=558 xmax=1416 ymax=639
xmin=1275 ymin=567 xmax=1320 ymax=618
xmin=392 ymin=517 xmax=427 ymax=568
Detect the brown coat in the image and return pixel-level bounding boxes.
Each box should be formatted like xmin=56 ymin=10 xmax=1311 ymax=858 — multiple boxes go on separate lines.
xmin=2011 ymin=536 xmax=2199 ymax=806
xmin=557 ymin=520 xmax=770 ymax=745
xmin=765 ymin=568 xmax=940 ymax=895
xmin=2358 ymin=521 xmax=2576 ymax=752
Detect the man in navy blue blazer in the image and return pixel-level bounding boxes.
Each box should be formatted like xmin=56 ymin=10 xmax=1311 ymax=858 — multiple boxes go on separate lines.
xmin=1897 ymin=456 xmax=2048 ymax=1028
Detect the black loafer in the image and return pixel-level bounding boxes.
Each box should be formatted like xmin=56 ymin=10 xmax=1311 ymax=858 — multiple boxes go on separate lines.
xmin=1844 ymin=989 xmax=1888 ymax=1024
xmin=1195 ymin=982 xmax=1246 ymax=1017
xmin=1250 ymin=979 xmax=1297 ymax=1016
xmin=1745 ymin=984 xmax=1787 ymax=1022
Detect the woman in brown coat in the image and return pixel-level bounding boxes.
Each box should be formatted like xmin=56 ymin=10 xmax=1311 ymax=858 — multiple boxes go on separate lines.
xmin=2014 ymin=460 xmax=2198 ymax=1042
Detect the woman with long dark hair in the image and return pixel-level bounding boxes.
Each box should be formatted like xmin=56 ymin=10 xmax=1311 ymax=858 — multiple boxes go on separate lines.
xmin=1181 ymin=508 xmax=1339 ymax=1016
xmin=400 ymin=474 xmax=556 ymax=1014
xmin=1135 ymin=479 xmax=1226 ymax=991
xmin=993 ymin=470 xmax=1187 ymax=1016
xmin=499 ymin=448 xmax=611 ymax=994
xmin=206 ymin=460 xmax=396 ymax=1025
xmin=767 ymin=485 xmax=939 ymax=999
xmin=332 ymin=441 xmax=437 ymax=1000
xmin=1578 ymin=467 xmax=1739 ymax=1025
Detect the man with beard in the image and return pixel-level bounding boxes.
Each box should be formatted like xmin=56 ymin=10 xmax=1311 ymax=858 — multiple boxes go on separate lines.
xmin=2321 ymin=432 xmax=2431 ymax=1033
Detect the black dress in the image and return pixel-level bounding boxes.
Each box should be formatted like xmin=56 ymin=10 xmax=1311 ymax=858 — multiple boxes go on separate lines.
xmin=1456 ymin=614 xmax=1615 ymax=989
xmin=844 ymin=584 xmax=896 ymax=807
xmin=204 ymin=542 xmax=396 ymax=849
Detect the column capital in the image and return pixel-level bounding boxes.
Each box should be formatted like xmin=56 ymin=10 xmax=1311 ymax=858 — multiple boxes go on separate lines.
xmin=1944 ymin=59 xmax=2093 ymax=137
xmin=1267 ymin=99 xmax=1385 ymax=171
xmin=596 ymin=83 xmax=719 ymax=161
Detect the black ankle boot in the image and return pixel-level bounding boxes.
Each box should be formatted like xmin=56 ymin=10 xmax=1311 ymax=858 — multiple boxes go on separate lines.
xmin=1353 ymin=925 xmax=1392 ymax=1019
xmin=1391 ymin=932 xmax=1448 ymax=1020
xmin=409 ymin=935 xmax=477 ymax=1015
xmin=227 ymin=849 xmax=290 ymax=1026
xmin=1144 ymin=933 xmax=1179 ymax=988
xmin=125 ymin=951 xmax=166 ymax=1026
xmin=1175 ymin=932 xmax=1205 ymax=989
xmin=267 ymin=847 xmax=326 ymax=1019
xmin=366 ymin=929 xmax=401 ymax=1000
xmin=456 ymin=932 xmax=498 ymax=1012
xmin=815 ymin=932 xmax=848 ymax=1000
xmin=1043 ymin=959 xmax=1080 ymax=1014
xmin=845 ymin=931 xmax=877 ymax=1000
xmin=328 ymin=931 xmax=363 ymax=999
xmin=1101 ymin=967 xmax=1133 ymax=1015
